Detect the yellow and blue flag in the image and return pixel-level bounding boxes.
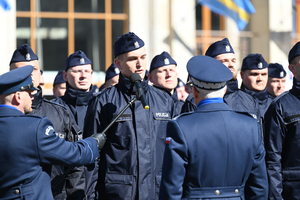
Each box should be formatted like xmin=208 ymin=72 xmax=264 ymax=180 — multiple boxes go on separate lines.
xmin=198 ymin=0 xmax=256 ymax=31
xmin=0 ymin=0 xmax=11 ymax=11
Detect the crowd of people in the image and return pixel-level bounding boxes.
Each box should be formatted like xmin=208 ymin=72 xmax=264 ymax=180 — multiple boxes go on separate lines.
xmin=0 ymin=31 xmax=299 ymax=200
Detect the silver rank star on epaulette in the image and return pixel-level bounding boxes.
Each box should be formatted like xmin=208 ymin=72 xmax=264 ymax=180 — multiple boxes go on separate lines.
xmin=80 ymin=58 xmax=85 ymax=64
xmin=134 ymin=41 xmax=140 ymax=48
xmin=258 ymin=62 xmax=263 ymax=69
xmin=280 ymin=71 xmax=284 ymax=77
xmin=26 ymin=53 xmax=31 ymax=61
xmin=164 ymin=58 xmax=170 ymax=65
xmin=225 ymin=45 xmax=230 ymax=52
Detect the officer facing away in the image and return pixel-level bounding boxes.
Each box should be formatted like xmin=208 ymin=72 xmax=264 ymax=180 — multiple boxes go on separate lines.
xmin=182 ymin=38 xmax=260 ymax=122
xmin=159 ymin=55 xmax=268 ymax=200
xmin=266 ymin=63 xmax=287 ymax=98
xmin=0 ymin=66 xmax=100 ymax=200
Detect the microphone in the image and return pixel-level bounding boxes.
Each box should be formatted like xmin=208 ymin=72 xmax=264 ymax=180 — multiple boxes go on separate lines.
xmin=130 ymin=73 xmax=149 ymax=110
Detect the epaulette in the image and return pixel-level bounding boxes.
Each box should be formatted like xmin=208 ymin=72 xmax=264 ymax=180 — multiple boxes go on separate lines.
xmin=47 ymin=99 xmax=69 ymax=111
xmin=93 ymin=86 xmax=112 ymax=97
xmin=235 ymin=110 xmax=257 ymax=120
xmin=172 ymin=111 xmax=194 ymax=120
xmin=23 ymin=113 xmax=44 ymax=119
xmin=273 ymin=90 xmax=289 ymax=102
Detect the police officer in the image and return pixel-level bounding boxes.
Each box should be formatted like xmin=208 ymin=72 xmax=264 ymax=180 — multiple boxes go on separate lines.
xmin=84 ymin=32 xmax=176 ymax=200
xmin=99 ymin=63 xmax=120 ymax=91
xmin=264 ymin=41 xmax=300 ymax=200
xmin=53 ymin=70 xmax=66 ymax=98
xmin=52 ymin=50 xmax=96 ymax=199
xmin=148 ymin=51 xmax=183 ymax=114
xmin=9 ymin=44 xmax=84 ymax=199
xmin=0 ymin=65 xmax=100 ymax=200
xmin=266 ymin=63 xmax=287 ymax=98
xmin=240 ymin=53 xmax=272 ymax=119
xmin=159 ymin=55 xmax=268 ymax=200
xmin=175 ymin=78 xmax=190 ymax=101
xmin=181 ymin=38 xmax=260 ymax=121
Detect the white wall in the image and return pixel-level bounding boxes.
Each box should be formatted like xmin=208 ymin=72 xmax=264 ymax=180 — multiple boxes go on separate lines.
xmin=129 ymin=0 xmax=196 ymax=82
xmin=0 ymin=0 xmax=16 ymax=74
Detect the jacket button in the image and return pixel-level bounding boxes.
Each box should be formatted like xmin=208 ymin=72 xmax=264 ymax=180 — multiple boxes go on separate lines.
xmin=235 ymin=189 xmax=239 ymax=194
xmin=215 ymin=190 xmax=220 ymax=195
xmin=14 ymin=189 xmax=20 ymax=194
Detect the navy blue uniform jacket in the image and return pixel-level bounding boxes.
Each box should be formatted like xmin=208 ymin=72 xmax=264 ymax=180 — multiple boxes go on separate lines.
xmin=160 ymin=102 xmax=268 ymax=200
xmin=264 ymin=78 xmax=300 ymax=200
xmin=0 ymin=106 xmax=99 ymax=200
xmin=52 ymin=83 xmax=97 ymax=200
xmin=84 ymin=74 xmax=175 ymax=200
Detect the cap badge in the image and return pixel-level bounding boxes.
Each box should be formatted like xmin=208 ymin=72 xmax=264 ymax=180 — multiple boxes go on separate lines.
xmin=26 ymin=53 xmax=31 ymax=61
xmin=134 ymin=41 xmax=140 ymax=48
xmin=258 ymin=62 xmax=263 ymax=69
xmin=164 ymin=58 xmax=170 ymax=65
xmin=225 ymin=45 xmax=230 ymax=52
xmin=280 ymin=71 xmax=284 ymax=77
xmin=80 ymin=58 xmax=85 ymax=64
xmin=114 ymin=68 xmax=120 ymax=74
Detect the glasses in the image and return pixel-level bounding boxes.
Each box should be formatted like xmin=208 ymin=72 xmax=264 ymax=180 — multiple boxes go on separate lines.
xmin=69 ymin=69 xmax=93 ymax=76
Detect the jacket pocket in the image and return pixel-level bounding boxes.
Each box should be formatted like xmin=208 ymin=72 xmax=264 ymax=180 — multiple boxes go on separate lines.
xmin=104 ymin=174 xmax=134 ymax=200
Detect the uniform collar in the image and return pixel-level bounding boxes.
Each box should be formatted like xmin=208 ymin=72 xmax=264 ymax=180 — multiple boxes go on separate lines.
xmin=64 ymin=82 xmax=94 ymax=105
xmin=197 ymin=97 xmax=223 ymax=107
xmin=118 ymin=73 xmax=149 ymax=95
xmin=31 ymin=86 xmax=43 ymax=109
xmin=226 ymin=79 xmax=239 ymax=95
xmin=241 ymin=83 xmax=268 ymax=102
xmin=290 ymin=77 xmax=300 ymax=98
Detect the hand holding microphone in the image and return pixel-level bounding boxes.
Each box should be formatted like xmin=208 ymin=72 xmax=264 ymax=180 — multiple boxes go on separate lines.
xmin=130 ymin=73 xmax=149 ymax=110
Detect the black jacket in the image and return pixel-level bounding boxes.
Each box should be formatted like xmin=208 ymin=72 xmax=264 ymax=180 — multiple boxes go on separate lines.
xmin=84 ymin=74 xmax=176 ymax=200
xmin=31 ymin=87 xmax=83 ymax=200
xmin=264 ymin=78 xmax=300 ymax=200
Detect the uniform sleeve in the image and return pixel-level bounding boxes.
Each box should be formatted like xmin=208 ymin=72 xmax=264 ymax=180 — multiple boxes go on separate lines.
xmin=245 ymin=120 xmax=269 ymax=200
xmin=159 ymin=120 xmax=188 ymax=200
xmin=36 ymin=117 xmax=99 ymax=166
xmin=264 ymin=103 xmax=285 ymax=200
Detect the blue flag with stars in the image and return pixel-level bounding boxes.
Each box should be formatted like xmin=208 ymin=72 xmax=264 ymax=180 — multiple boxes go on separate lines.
xmin=0 ymin=0 xmax=11 ymax=11
xmin=198 ymin=0 xmax=256 ymax=31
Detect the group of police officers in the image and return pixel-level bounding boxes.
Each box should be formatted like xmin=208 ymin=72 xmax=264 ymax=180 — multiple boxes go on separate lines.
xmin=0 ymin=31 xmax=299 ymax=200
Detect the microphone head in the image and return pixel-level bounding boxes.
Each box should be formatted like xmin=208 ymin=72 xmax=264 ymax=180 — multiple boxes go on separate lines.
xmin=129 ymin=73 xmax=142 ymax=84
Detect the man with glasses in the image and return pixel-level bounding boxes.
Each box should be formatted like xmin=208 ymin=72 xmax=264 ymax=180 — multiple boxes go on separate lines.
xmin=9 ymin=44 xmax=84 ymax=200
xmin=52 ymin=50 xmax=97 ymax=199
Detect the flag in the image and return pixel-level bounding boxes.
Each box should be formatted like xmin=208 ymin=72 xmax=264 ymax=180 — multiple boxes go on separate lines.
xmin=165 ymin=137 xmax=172 ymax=144
xmin=0 ymin=0 xmax=11 ymax=11
xmin=198 ymin=0 xmax=256 ymax=31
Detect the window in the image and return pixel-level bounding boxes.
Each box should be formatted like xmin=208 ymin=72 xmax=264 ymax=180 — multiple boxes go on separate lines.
xmin=16 ymin=0 xmax=129 ymax=72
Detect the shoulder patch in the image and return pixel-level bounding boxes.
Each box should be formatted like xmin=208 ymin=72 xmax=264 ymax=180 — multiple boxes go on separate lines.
xmin=45 ymin=126 xmax=54 ymax=136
